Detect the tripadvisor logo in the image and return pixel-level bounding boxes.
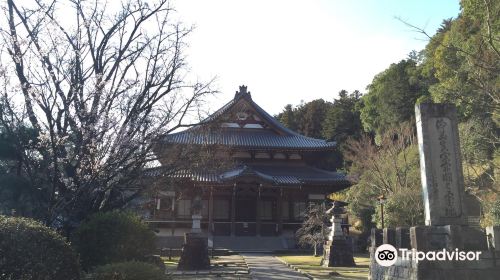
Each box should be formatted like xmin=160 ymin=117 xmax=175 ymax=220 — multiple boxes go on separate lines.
xmin=375 ymin=244 xmax=398 ymax=266
xmin=375 ymin=244 xmax=483 ymax=267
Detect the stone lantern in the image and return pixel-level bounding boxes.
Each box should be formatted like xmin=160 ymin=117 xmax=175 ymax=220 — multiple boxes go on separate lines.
xmin=322 ymin=201 xmax=355 ymax=267
xmin=177 ymin=195 xmax=210 ymax=270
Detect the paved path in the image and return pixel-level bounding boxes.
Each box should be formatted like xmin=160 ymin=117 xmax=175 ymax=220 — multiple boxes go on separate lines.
xmin=242 ymin=254 xmax=310 ymax=280
xmin=171 ymin=254 xmax=251 ymax=279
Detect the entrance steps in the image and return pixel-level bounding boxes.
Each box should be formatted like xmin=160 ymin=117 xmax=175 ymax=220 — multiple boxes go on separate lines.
xmin=210 ymin=236 xmax=295 ymax=252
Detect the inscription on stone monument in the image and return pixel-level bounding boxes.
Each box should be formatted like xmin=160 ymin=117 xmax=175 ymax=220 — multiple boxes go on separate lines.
xmin=429 ymin=117 xmax=460 ymax=218
xmin=415 ymin=104 xmax=465 ymax=226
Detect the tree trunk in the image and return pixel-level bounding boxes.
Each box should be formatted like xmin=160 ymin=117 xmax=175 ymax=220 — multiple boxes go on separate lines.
xmin=313 ymin=242 xmax=318 ymax=257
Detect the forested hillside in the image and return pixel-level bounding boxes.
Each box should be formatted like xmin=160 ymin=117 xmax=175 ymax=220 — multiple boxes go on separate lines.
xmin=276 ymin=0 xmax=499 ymax=230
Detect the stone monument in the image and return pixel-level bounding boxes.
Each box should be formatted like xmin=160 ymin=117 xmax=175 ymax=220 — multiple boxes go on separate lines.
xmin=415 ymin=103 xmax=466 ymax=226
xmin=177 ymin=195 xmax=210 ymax=270
xmin=368 ymin=103 xmax=500 ymax=280
xmin=413 ymin=103 xmax=486 ymax=250
xmin=322 ymin=201 xmax=355 ymax=267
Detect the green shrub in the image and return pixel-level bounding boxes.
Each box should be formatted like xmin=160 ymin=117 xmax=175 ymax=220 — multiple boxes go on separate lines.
xmin=482 ymin=197 xmax=500 ymax=227
xmin=142 ymin=254 xmax=166 ymax=271
xmin=88 ymin=261 xmax=168 ymax=280
xmin=72 ymin=211 xmax=155 ymax=270
xmin=372 ymin=187 xmax=424 ymax=228
xmin=490 ymin=199 xmax=500 ymax=225
xmin=0 ymin=215 xmax=80 ymax=280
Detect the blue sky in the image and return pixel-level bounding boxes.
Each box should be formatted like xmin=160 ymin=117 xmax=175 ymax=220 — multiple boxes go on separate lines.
xmin=173 ymin=0 xmax=460 ymax=115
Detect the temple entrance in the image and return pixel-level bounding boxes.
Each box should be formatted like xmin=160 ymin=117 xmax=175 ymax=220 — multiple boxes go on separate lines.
xmin=235 ymin=198 xmax=257 ymax=221
xmin=235 ymin=198 xmax=257 ymax=236
xmin=260 ymin=197 xmax=278 ymax=236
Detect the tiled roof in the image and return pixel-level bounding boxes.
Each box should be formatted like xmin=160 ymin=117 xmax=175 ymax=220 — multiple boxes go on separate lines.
xmin=164 ymin=129 xmax=335 ymax=150
xmin=145 ymin=163 xmax=350 ymax=188
xmin=247 ymin=164 xmax=348 ymax=186
xmin=159 ymin=87 xmax=336 ymax=150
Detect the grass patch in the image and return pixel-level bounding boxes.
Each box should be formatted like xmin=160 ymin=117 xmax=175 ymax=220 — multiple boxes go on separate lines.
xmin=276 ymin=253 xmax=369 ymax=280
xmin=161 ymin=256 xmax=180 ymax=271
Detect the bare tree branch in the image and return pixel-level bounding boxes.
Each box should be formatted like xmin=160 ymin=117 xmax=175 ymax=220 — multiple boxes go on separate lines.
xmin=0 ymin=0 xmax=216 ymax=226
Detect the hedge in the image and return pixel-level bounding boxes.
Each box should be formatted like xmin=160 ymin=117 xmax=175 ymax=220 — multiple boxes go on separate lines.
xmin=72 ymin=211 xmax=156 ymax=270
xmin=87 ymin=261 xmax=169 ymax=280
xmin=0 ymin=215 xmax=80 ymax=280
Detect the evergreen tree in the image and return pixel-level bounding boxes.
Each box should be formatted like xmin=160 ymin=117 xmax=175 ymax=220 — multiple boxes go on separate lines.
xmin=359 ymin=59 xmax=431 ymax=135
xmin=322 ymin=90 xmax=363 ymax=144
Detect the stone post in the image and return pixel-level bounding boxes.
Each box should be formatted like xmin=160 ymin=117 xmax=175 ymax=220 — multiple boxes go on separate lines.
xmin=486 ymin=226 xmax=500 ymax=251
xmin=383 ymin=228 xmax=396 ymax=246
xmin=395 ymin=227 xmax=410 ymax=249
xmin=371 ymin=228 xmax=383 ymax=248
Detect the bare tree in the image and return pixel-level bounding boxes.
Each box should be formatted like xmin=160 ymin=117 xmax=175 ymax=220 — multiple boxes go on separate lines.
xmin=0 ymin=0 xmax=215 ymax=227
xmin=459 ymin=118 xmax=499 ymax=194
xmin=344 ymin=122 xmax=418 ymax=195
xmin=344 ymin=122 xmax=424 ymax=227
xmin=296 ymin=203 xmax=328 ymax=257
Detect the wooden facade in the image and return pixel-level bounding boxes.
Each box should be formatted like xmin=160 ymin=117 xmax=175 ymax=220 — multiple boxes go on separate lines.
xmin=147 ymin=185 xmax=340 ymax=237
xmin=144 ymin=86 xmax=350 ymax=245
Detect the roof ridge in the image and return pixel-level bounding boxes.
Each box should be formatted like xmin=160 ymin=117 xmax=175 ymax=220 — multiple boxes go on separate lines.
xmin=160 ymin=86 xmax=337 ymax=149
xmin=234 ymin=85 xmax=252 ymax=100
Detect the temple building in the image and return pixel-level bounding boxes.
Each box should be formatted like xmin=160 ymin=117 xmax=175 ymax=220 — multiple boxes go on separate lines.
xmin=145 ymin=85 xmax=350 ymax=250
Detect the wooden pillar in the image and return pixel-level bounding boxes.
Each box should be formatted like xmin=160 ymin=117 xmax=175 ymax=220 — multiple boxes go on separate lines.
xmin=171 ymin=195 xmax=176 ymax=236
xmin=277 ymin=187 xmax=283 ymax=235
xmin=256 ymin=185 xmax=261 ymax=236
xmin=208 ymin=187 xmax=214 ymax=235
xmin=230 ymin=185 xmax=236 ymax=236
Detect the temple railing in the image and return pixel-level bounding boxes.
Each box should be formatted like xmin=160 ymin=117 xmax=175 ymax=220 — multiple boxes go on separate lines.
xmin=145 ymin=219 xmax=307 ymax=236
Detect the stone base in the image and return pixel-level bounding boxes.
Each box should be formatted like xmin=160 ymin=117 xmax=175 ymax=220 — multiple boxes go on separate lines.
xmin=177 ymin=233 xmax=210 ymax=270
xmin=322 ymin=239 xmax=356 ymax=267
xmin=410 ymin=225 xmax=488 ymax=252
xmin=369 ymin=225 xmax=500 ymax=280
xmin=369 ymin=251 xmax=500 ymax=280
